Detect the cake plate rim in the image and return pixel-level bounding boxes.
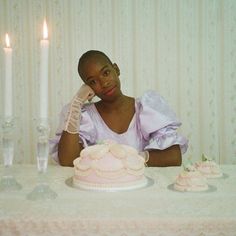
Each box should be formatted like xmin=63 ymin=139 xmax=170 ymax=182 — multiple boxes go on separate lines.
xmin=65 ymin=176 xmax=154 ymax=192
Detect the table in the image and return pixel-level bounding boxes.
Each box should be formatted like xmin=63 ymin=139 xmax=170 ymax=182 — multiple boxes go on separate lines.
xmin=0 ymin=165 xmax=236 ymax=236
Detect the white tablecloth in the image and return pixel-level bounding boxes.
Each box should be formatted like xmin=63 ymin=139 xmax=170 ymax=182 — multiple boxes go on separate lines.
xmin=0 ymin=165 xmax=236 ymax=236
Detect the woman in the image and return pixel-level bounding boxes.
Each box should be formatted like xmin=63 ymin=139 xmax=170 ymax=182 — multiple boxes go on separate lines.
xmin=50 ymin=50 xmax=188 ymax=167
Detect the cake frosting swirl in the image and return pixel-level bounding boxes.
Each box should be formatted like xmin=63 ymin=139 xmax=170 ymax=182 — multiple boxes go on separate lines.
xmin=73 ymin=140 xmax=147 ymax=191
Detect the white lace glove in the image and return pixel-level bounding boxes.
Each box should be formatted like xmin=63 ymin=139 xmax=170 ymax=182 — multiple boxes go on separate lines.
xmin=139 ymin=151 xmax=149 ymax=163
xmin=64 ymin=84 xmax=95 ymax=134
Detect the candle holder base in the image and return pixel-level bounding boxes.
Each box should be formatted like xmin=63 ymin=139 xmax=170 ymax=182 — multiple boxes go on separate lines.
xmin=0 ymin=175 xmax=22 ymax=192
xmin=26 ymin=119 xmax=57 ymax=200
xmin=27 ymin=183 xmax=57 ymax=201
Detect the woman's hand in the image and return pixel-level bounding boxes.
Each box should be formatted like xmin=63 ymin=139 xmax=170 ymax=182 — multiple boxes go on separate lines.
xmin=64 ymin=84 xmax=95 ymax=134
xmin=75 ymin=84 xmax=95 ymax=103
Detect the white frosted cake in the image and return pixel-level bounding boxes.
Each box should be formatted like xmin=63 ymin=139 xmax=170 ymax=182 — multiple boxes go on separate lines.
xmin=73 ymin=140 xmax=147 ymax=191
xmin=195 ymin=154 xmax=222 ymax=178
xmin=174 ymin=164 xmax=208 ymax=192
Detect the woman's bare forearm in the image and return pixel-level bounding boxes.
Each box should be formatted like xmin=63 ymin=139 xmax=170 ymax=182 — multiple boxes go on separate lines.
xmin=58 ymin=131 xmax=83 ymax=167
xmin=147 ymin=145 xmax=182 ymax=167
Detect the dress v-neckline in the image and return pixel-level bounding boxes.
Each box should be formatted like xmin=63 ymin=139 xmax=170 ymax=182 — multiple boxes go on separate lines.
xmin=91 ymin=102 xmax=136 ymax=136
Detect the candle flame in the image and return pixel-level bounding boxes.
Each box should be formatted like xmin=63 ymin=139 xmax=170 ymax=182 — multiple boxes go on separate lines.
xmin=5 ymin=33 xmax=10 ymax=47
xmin=43 ymin=20 xmax=48 ymax=39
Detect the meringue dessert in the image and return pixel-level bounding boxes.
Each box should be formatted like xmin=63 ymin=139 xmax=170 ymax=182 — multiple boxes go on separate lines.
xmin=174 ymin=164 xmax=209 ymax=192
xmin=195 ymin=154 xmax=222 ymax=178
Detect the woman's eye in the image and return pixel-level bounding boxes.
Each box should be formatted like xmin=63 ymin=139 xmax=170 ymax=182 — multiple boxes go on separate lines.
xmin=89 ymin=80 xmax=96 ymax=86
xmin=104 ymin=70 xmax=110 ymax=76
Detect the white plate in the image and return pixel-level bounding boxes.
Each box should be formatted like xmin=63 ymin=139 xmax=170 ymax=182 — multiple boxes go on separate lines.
xmin=200 ymin=173 xmax=229 ymax=179
xmin=167 ymin=183 xmax=217 ymax=193
xmin=65 ymin=176 xmax=154 ymax=192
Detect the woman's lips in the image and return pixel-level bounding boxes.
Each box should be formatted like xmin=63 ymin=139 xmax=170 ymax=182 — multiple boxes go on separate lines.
xmin=103 ymin=86 xmax=116 ymax=96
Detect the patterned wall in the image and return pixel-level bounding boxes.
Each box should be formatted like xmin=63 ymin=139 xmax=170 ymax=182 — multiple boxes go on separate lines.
xmin=0 ymin=0 xmax=235 ymax=164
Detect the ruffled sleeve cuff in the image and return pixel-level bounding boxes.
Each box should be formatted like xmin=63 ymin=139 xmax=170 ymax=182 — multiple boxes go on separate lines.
xmin=137 ymin=90 xmax=188 ymax=154
xmin=144 ymin=126 xmax=189 ymax=154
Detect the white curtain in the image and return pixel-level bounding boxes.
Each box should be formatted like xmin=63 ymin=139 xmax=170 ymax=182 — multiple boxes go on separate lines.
xmin=0 ymin=0 xmax=235 ymax=164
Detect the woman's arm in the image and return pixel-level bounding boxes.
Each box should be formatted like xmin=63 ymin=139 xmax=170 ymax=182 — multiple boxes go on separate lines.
xmin=58 ymin=84 xmax=94 ymax=167
xmin=58 ymin=131 xmax=83 ymax=167
xmin=147 ymin=145 xmax=182 ymax=167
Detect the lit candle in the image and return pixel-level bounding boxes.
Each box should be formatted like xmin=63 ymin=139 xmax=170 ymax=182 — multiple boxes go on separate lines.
xmin=3 ymin=33 xmax=13 ymax=118
xmin=39 ymin=19 xmax=49 ymax=120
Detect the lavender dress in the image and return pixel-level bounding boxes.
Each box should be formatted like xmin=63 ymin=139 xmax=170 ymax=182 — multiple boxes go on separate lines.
xmin=50 ymin=90 xmax=188 ymax=163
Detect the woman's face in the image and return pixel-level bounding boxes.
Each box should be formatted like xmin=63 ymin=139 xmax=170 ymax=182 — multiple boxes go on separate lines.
xmin=80 ymin=56 xmax=122 ymax=101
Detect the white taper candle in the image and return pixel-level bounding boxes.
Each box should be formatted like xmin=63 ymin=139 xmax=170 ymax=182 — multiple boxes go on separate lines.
xmin=4 ymin=33 xmax=13 ymax=118
xmin=39 ymin=20 xmax=49 ymax=120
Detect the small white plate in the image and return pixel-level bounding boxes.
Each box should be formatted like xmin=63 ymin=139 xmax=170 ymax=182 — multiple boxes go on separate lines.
xmin=167 ymin=183 xmax=217 ymax=193
xmin=200 ymin=173 xmax=229 ymax=179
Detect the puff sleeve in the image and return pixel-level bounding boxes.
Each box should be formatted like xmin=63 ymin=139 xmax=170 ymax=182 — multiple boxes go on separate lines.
xmin=137 ymin=91 xmax=188 ymax=154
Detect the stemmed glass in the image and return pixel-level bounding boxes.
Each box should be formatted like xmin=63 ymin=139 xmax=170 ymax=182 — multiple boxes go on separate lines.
xmin=0 ymin=117 xmax=22 ymax=192
xmin=27 ymin=119 xmax=57 ymax=200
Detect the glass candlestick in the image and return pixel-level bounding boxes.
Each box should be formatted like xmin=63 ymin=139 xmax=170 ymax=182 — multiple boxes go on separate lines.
xmin=0 ymin=117 xmax=22 ymax=192
xmin=27 ymin=119 xmax=57 ymax=200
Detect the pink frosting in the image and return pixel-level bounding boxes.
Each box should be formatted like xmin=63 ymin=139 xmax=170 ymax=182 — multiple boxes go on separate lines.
xmin=195 ymin=161 xmax=222 ymax=178
xmin=73 ymin=143 xmax=145 ymax=188
xmin=174 ymin=168 xmax=208 ymax=192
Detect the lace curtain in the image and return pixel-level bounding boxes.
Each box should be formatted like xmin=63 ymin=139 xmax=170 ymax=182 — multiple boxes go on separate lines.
xmin=0 ymin=0 xmax=235 ymax=164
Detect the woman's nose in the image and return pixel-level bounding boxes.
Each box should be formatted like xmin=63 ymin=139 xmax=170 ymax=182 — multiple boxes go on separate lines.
xmin=100 ymin=78 xmax=110 ymax=87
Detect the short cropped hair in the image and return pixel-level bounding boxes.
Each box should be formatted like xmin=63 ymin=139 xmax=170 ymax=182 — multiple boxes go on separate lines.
xmin=78 ymin=50 xmax=113 ymax=76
